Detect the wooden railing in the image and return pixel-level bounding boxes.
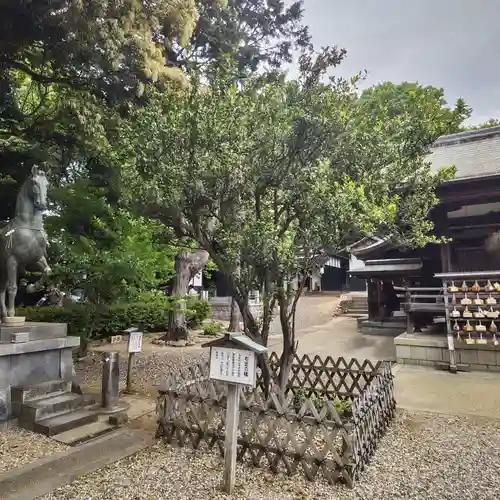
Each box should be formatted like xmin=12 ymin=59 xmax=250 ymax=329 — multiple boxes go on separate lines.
xmin=394 ymin=286 xmax=445 ymax=334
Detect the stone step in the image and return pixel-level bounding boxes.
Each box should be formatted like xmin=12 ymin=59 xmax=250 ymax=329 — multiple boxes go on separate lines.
xmin=34 ymin=409 xmax=99 ymax=436
xmin=346 ymin=313 xmax=369 ymax=319
xmin=341 ymin=301 xmax=368 ymax=308
xmin=11 ymin=379 xmax=72 ymax=405
xmin=21 ymin=392 xmax=85 ymax=423
xmin=53 ymin=420 xmax=116 ymax=446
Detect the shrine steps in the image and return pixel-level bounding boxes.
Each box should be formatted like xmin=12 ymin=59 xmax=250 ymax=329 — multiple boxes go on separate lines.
xmin=11 ymin=379 xmax=98 ymax=437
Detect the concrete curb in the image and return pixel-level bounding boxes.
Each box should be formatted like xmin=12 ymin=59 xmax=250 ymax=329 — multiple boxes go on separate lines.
xmin=0 ymin=428 xmax=154 ymax=500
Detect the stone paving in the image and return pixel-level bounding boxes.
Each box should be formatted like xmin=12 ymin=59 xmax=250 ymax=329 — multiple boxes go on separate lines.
xmin=275 ymin=312 xmax=500 ymax=420
xmin=268 ymin=293 xmax=341 ymax=338
xmin=270 ymin=315 xmax=397 ymax=361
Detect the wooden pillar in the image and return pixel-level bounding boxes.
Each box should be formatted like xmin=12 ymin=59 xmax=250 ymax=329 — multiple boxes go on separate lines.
xmin=440 ymin=243 xmax=452 ymax=273
xmin=404 ymin=284 xmax=413 ymax=335
xmin=367 ymin=280 xmax=378 ymax=321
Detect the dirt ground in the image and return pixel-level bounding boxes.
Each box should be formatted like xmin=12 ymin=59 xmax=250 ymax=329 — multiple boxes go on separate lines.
xmin=76 ymin=294 xmax=342 ymax=396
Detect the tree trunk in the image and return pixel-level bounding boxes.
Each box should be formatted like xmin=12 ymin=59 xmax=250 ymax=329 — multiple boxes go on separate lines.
xmin=228 ymin=260 xmax=241 ymax=332
xmin=231 ymin=288 xmax=274 ymax=397
xmin=229 ymin=297 xmax=240 ymax=332
xmin=165 ymin=248 xmax=209 ymax=341
xmin=277 ymin=279 xmax=303 ymax=402
xmin=277 ymin=294 xmax=293 ymax=402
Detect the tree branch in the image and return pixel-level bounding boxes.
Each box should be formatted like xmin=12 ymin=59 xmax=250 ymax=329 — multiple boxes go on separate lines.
xmin=4 ymin=59 xmax=84 ymax=88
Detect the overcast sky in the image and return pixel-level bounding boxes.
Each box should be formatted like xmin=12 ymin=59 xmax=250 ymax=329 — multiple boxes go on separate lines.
xmin=296 ymin=0 xmax=500 ymax=124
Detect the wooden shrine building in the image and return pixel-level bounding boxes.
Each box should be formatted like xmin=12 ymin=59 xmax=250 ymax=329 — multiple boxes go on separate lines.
xmin=349 ymin=125 xmax=500 ymax=371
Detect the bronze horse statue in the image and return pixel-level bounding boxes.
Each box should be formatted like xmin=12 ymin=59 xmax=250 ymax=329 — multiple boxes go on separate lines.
xmin=0 ymin=167 xmax=51 ymax=319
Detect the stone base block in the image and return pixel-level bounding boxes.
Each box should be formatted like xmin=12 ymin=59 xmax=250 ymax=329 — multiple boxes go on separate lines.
xmin=209 ymin=297 xmax=263 ymax=322
xmin=0 ymin=322 xmax=67 ymax=343
xmin=395 ymin=331 xmax=500 ymax=372
xmin=359 ymin=319 xmax=406 ymax=337
xmin=0 ymin=323 xmax=79 ymax=426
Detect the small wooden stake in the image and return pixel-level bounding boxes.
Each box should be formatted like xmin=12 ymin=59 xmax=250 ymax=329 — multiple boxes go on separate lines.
xmin=126 ymin=352 xmax=135 ymax=393
xmin=223 ymin=383 xmax=241 ymax=494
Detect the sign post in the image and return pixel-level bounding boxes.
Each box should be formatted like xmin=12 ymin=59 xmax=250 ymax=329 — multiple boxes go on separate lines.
xmin=202 ymin=333 xmax=267 ymax=494
xmin=125 ymin=327 xmax=143 ymax=393
xmin=224 ymin=382 xmax=240 ymax=493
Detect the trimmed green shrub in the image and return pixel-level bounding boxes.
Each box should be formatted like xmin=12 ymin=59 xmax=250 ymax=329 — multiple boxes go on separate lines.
xmin=186 ymin=297 xmax=212 ymax=329
xmin=202 ymin=322 xmax=222 ymax=336
xmin=17 ymin=296 xmax=212 ymax=340
xmin=17 ymin=304 xmax=91 ymax=339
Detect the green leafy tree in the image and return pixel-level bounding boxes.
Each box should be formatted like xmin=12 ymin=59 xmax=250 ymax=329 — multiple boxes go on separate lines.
xmin=117 ymin=60 xmax=418 ymax=390
xmin=0 ymin=0 xmax=224 ymax=219
xmin=167 ymin=0 xmax=311 ymax=75
xmin=1 ymin=0 xmax=201 ymax=100
xmin=329 ymin=81 xmax=472 ymax=248
xmin=46 ymin=178 xmax=177 ymax=305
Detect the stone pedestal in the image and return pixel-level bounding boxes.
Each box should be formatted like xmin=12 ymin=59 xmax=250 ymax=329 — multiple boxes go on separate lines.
xmin=209 ymin=297 xmax=263 ymax=322
xmin=0 ymin=322 xmax=80 ymax=426
xmin=395 ymin=331 xmax=500 ymax=371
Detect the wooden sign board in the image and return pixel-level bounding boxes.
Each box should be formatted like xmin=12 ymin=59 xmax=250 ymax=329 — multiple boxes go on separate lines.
xmin=128 ymin=331 xmax=143 ymax=353
xmin=209 ymin=347 xmax=256 ymax=387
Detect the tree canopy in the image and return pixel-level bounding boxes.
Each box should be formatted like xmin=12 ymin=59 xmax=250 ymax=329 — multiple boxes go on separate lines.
xmin=168 ymin=0 xmax=310 ymax=75
xmin=0 ymin=0 xmax=213 ymax=302
xmin=0 ymin=1 xmax=476 ymax=358
xmin=463 ymin=118 xmax=500 ymax=131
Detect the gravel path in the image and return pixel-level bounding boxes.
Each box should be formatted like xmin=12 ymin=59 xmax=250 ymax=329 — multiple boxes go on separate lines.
xmin=41 ymin=409 xmax=500 ymax=500
xmin=0 ymin=427 xmax=68 ymax=473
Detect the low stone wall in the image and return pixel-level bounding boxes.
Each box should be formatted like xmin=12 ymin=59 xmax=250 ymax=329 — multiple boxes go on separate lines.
xmin=395 ymin=332 xmax=500 ymax=372
xmin=359 ymin=318 xmax=406 ymax=337
xmin=209 ymin=297 xmax=263 ymax=322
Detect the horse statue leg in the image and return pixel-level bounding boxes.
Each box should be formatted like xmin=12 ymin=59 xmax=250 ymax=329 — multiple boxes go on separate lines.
xmin=36 ymin=256 xmax=52 ymax=276
xmin=0 ymin=277 xmax=6 ymax=320
xmin=6 ymin=255 xmax=18 ymax=317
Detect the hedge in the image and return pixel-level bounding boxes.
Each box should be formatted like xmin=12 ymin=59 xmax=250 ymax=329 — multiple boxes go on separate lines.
xmin=17 ymin=296 xmax=211 ymax=340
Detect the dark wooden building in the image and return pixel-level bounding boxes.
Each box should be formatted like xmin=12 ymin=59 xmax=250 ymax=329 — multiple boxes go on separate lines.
xmin=349 ymin=126 xmax=500 ymax=364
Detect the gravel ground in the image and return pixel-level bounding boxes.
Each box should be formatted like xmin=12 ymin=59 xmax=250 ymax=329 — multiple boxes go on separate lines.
xmin=41 ymin=409 xmax=500 ymax=500
xmin=76 ymin=344 xmax=209 ymax=395
xmin=0 ymin=427 xmax=68 ymax=473
xmin=76 ymin=296 xmax=339 ymax=395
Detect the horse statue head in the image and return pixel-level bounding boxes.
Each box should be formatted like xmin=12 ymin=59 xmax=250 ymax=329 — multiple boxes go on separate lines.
xmin=16 ymin=166 xmax=49 ymax=216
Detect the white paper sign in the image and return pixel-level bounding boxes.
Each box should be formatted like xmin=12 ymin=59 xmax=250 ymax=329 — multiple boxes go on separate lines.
xmin=447 ymin=334 xmax=455 ymax=351
xmin=128 ymin=331 xmax=143 ymax=353
xmin=190 ymin=270 xmax=203 ymax=288
xmin=209 ymin=347 xmax=256 ymax=387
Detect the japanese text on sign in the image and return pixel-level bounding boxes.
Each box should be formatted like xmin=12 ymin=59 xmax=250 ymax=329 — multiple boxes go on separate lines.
xmin=128 ymin=331 xmax=143 ymax=353
xmin=209 ymin=347 xmax=256 ymax=386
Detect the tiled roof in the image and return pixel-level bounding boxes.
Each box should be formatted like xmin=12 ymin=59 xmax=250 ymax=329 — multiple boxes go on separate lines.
xmin=428 ymin=126 xmax=500 ymax=179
